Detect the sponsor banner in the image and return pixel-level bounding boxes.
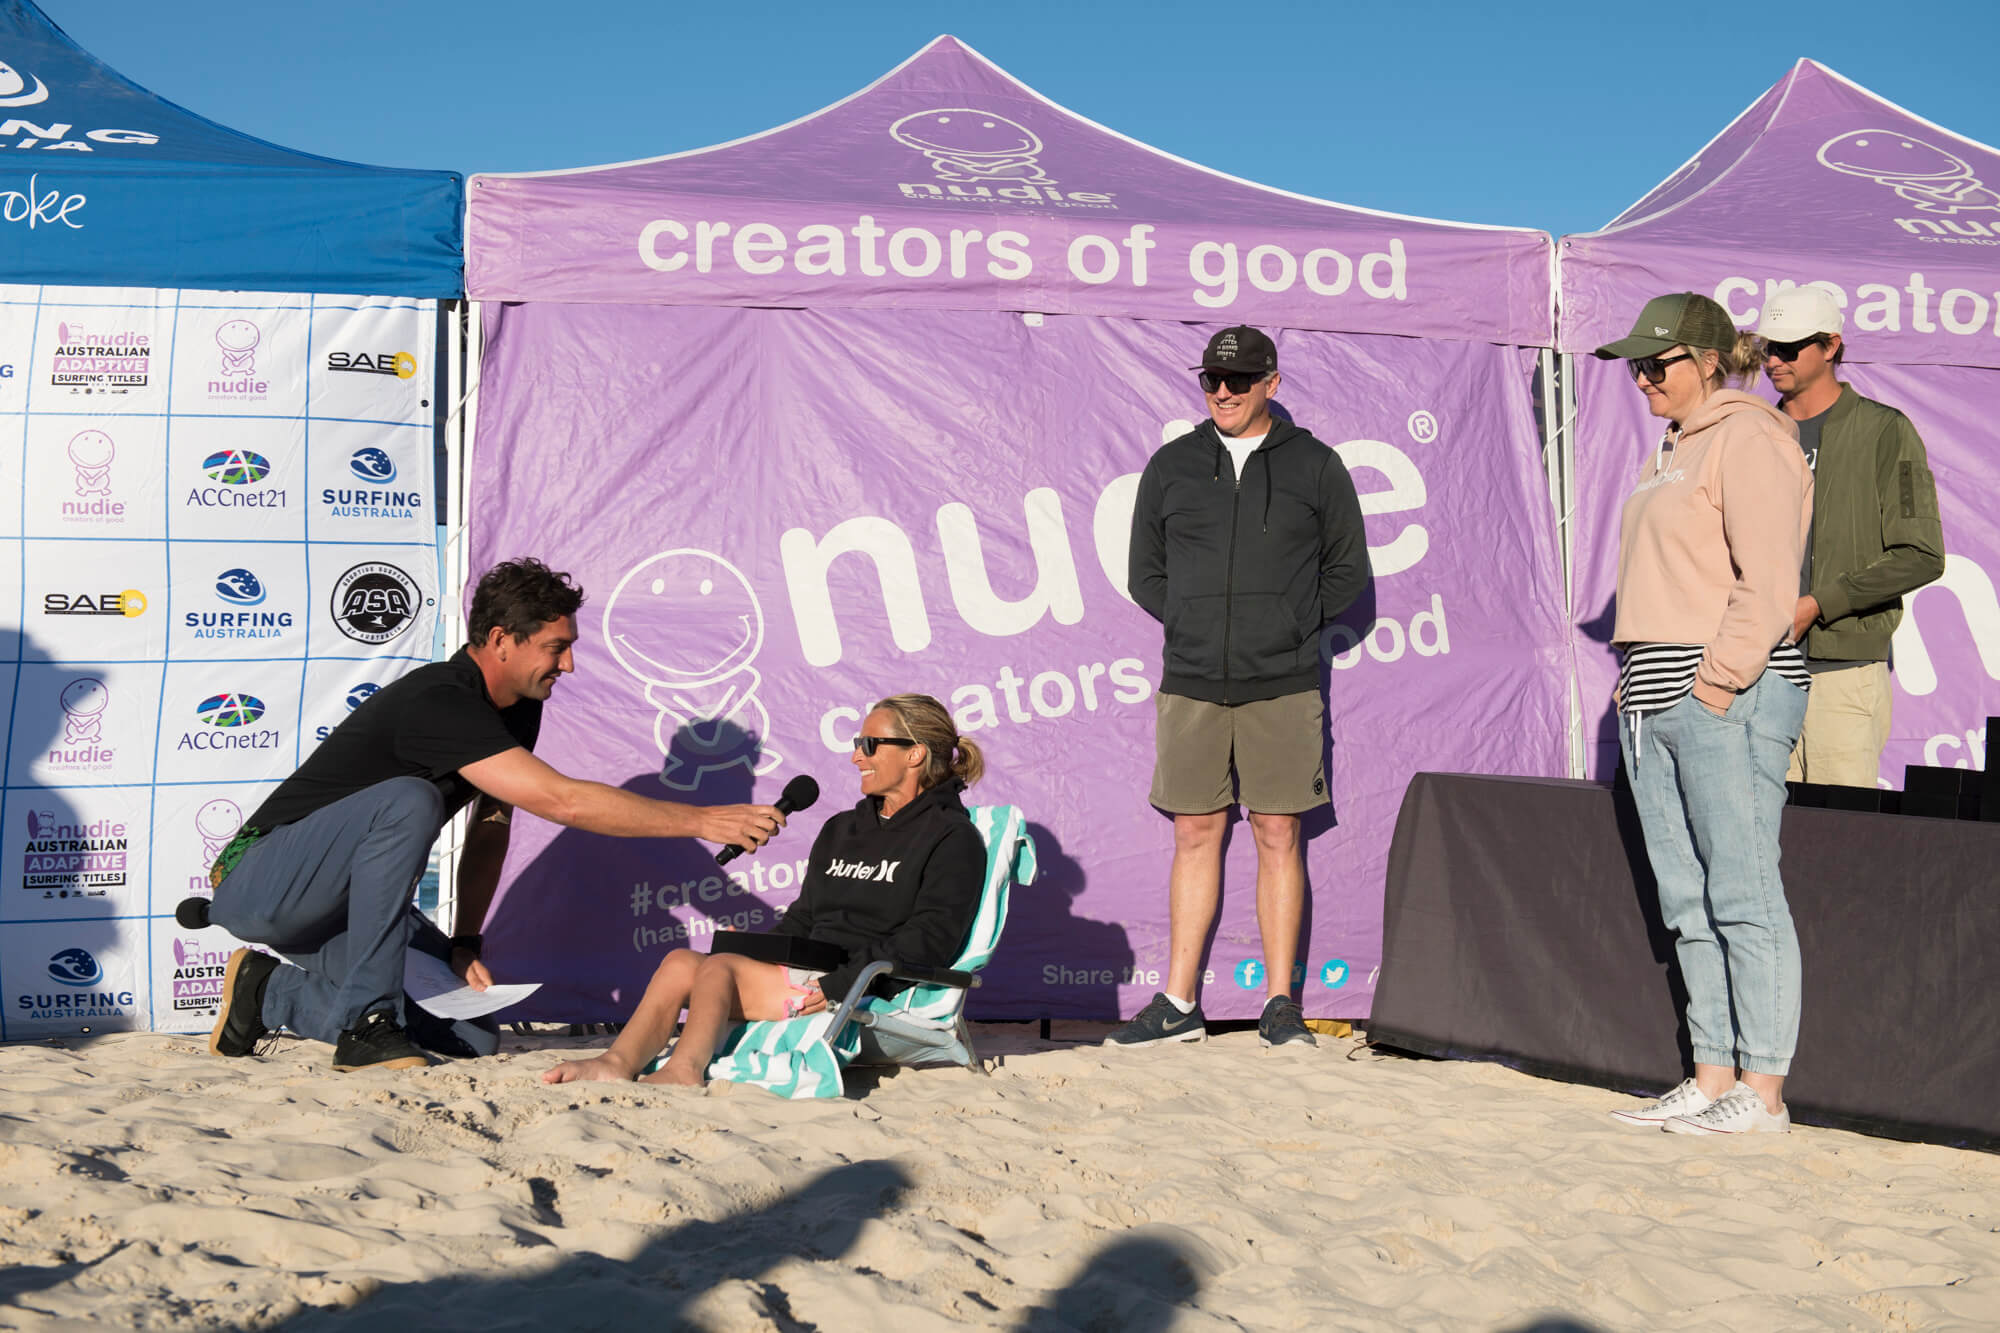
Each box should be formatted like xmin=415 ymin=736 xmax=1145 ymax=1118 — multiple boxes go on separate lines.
xmin=170 ymin=416 xmax=305 ymax=543
xmin=148 ymin=781 xmax=278 ymax=913
xmin=32 ymin=297 xmax=173 ymax=412
xmin=1 ymin=287 xmax=442 ymax=1032
xmin=307 ymin=419 xmax=433 ymax=541
xmin=300 ymin=661 xmax=388 ymax=755
xmin=2 ymin=923 xmax=146 ymax=1038
xmin=24 ymin=538 xmax=163 ymax=661
xmin=304 ymin=545 xmax=438 ymax=661
xmin=23 ymin=413 xmax=168 ymax=537
xmin=9 ymin=661 xmax=163 ymax=786
xmin=469 ymin=303 xmax=1570 ymax=1022
xmin=167 ymin=547 xmax=309 ymax=662
xmin=148 ymin=919 xmax=266 ymax=1035
xmin=308 ymin=301 xmax=432 ymax=426
xmin=1570 ymin=355 xmax=2000 ymax=783
xmin=3 ymin=784 xmax=148 ymax=914
xmin=0 ymin=295 xmax=31 ymax=413
xmin=168 ymin=302 xmax=310 ymax=416
xmin=150 ymin=661 xmax=302 ymax=786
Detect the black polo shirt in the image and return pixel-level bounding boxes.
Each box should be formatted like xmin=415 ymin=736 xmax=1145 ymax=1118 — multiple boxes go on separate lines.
xmin=248 ymin=648 xmax=541 ymax=831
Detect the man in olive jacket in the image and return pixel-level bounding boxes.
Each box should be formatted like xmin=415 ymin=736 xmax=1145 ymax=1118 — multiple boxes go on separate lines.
xmin=1108 ymin=325 xmax=1369 ymax=1052
xmin=1756 ymin=286 xmax=1945 ymax=786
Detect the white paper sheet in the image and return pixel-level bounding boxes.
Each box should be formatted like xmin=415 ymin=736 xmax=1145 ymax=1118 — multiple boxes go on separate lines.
xmin=403 ymin=948 xmax=539 ymax=1020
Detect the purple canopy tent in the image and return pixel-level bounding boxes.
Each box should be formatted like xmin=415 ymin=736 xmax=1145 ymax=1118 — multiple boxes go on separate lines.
xmin=1559 ymin=59 xmax=2000 ymax=781
xmin=460 ymin=36 xmax=1568 ymax=1023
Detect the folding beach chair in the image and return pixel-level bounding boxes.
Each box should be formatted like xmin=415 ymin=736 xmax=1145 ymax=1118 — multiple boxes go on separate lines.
xmin=667 ymin=804 xmax=1036 ymax=1099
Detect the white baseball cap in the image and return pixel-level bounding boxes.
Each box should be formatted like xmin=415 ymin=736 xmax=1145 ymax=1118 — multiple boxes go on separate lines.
xmin=1755 ymin=286 xmax=1844 ymax=342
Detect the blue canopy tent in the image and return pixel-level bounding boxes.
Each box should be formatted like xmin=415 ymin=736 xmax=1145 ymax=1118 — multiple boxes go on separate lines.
xmin=0 ymin=0 xmax=460 ymax=294
xmin=0 ymin=0 xmax=463 ymax=1041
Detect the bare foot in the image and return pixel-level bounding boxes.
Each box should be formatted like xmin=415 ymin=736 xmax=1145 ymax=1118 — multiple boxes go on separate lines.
xmin=541 ymin=1054 xmax=636 ymax=1085
xmin=639 ymin=1059 xmax=704 ymax=1088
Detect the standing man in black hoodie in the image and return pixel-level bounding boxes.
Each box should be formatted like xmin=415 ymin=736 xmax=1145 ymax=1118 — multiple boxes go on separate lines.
xmin=1108 ymin=326 xmax=1369 ymax=1050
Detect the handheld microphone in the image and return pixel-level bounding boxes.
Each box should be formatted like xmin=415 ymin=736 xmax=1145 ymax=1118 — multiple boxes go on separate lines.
xmin=175 ymin=896 xmax=212 ymax=930
xmin=716 ymin=774 xmax=820 ymax=866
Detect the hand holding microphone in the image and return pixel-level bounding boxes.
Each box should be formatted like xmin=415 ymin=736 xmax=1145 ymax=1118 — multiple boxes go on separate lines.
xmin=715 ymin=774 xmax=820 ymax=866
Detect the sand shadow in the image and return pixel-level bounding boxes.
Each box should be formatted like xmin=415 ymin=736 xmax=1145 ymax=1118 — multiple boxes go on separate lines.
xmin=1014 ymin=1229 xmax=1213 ymax=1332
xmin=1 ymin=630 xmax=118 ymax=1045
xmin=272 ymin=1158 xmax=914 ymax=1329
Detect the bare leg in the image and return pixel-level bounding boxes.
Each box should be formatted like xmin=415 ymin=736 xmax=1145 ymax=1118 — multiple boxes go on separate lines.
xmin=543 ymin=949 xmax=701 ymax=1084
xmin=1248 ymin=811 xmax=1303 ymax=1000
xmin=1741 ymin=1069 xmax=1786 ymax=1114
xmin=1693 ymin=1061 xmax=1737 ymax=1101
xmin=1165 ymin=811 xmax=1227 ymax=1002
xmin=645 ymin=953 xmax=795 ymax=1087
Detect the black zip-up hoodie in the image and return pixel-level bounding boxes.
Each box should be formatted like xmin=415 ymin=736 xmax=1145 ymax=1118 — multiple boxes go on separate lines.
xmin=771 ymin=778 xmax=986 ymax=1002
xmin=1129 ymin=418 xmax=1370 ymax=703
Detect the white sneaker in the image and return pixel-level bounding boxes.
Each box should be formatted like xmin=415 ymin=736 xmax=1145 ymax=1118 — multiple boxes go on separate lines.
xmin=1663 ymin=1083 xmax=1791 ymax=1135
xmin=1608 ymin=1077 xmax=1714 ymax=1128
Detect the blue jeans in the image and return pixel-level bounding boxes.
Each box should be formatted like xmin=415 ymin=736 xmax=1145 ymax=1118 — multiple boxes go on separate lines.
xmin=211 ymin=776 xmax=493 ymax=1051
xmin=1620 ymin=672 xmax=1808 ymax=1076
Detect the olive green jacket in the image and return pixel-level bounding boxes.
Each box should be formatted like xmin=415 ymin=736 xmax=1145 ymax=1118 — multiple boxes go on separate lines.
xmin=1802 ymin=384 xmax=1945 ymax=661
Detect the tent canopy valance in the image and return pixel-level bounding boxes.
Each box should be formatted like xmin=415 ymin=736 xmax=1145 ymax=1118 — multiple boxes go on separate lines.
xmin=468 ymin=36 xmax=1551 ymax=345
xmin=0 ymin=0 xmax=462 ymax=296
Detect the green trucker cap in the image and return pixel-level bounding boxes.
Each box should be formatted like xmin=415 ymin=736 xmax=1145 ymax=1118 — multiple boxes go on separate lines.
xmin=1594 ymin=292 xmax=1738 ymax=359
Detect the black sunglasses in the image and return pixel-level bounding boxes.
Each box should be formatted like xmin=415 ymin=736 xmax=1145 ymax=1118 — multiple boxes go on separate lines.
xmin=1763 ymin=335 xmax=1827 ymax=363
xmin=852 ymin=735 xmax=918 ymax=756
xmin=1629 ymin=352 xmax=1694 ymax=386
xmin=1198 ymin=369 xmax=1267 ymax=395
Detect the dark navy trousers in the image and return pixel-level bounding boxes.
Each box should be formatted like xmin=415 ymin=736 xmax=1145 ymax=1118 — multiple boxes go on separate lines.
xmin=211 ymin=777 xmax=496 ymax=1054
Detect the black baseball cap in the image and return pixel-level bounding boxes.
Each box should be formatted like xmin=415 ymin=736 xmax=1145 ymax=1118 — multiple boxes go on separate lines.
xmin=1190 ymin=325 xmax=1277 ymax=374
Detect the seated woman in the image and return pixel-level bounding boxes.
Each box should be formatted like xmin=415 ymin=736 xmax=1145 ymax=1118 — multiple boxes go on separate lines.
xmin=544 ymin=693 xmax=987 ymax=1088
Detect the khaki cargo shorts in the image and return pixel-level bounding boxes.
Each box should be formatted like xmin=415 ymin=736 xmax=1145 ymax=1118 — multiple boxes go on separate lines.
xmin=1149 ymin=690 xmax=1328 ymax=815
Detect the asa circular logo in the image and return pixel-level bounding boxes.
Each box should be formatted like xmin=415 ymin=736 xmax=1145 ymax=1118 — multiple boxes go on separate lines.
xmin=48 ymin=947 xmax=102 ymax=986
xmin=202 ymin=448 xmax=271 ymax=485
xmin=1234 ymin=959 xmax=1265 ymax=990
xmin=214 ymin=568 xmax=266 ymax=606
xmin=348 ymin=447 xmax=397 ymax=484
xmin=330 ymin=562 xmax=421 ymax=644
xmin=197 ymin=692 xmax=267 ymax=728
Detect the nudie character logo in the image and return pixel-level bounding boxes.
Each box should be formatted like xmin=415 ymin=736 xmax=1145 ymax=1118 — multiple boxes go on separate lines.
xmin=194 ymin=798 xmax=243 ymax=865
xmin=1819 ymin=130 xmax=2000 ymax=219
xmin=604 ymin=549 xmax=780 ymax=791
xmin=891 ymin=108 xmax=1052 ymax=185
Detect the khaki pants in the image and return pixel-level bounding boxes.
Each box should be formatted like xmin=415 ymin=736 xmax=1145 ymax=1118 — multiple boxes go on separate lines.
xmin=1785 ymin=661 xmax=1892 ymax=787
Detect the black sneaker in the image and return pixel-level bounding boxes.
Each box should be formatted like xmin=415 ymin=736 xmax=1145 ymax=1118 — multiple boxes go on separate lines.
xmin=1103 ymin=992 xmax=1206 ymax=1047
xmin=208 ymin=948 xmax=279 ymax=1058
xmin=332 ymin=1009 xmax=430 ymax=1072
xmin=1258 ymin=994 xmax=1317 ymax=1048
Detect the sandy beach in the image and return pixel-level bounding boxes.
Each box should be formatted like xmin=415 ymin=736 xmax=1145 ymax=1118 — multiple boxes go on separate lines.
xmin=1 ymin=1024 xmax=1994 ymax=1331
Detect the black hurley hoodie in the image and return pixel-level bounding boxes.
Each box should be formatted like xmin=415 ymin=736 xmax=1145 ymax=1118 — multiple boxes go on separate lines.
xmin=771 ymin=777 xmax=986 ymax=1002
xmin=1129 ymin=417 xmax=1369 ymax=703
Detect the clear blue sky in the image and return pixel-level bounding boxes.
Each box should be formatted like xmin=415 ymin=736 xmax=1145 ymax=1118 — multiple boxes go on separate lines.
xmin=34 ymin=0 xmax=2000 ymax=239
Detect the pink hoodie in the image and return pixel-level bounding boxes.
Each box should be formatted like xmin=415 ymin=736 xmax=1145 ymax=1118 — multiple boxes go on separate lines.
xmin=1613 ymin=390 xmax=1814 ymax=710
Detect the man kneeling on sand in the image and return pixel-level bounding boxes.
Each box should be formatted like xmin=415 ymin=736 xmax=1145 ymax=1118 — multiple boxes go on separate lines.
xmin=205 ymin=558 xmax=786 ymax=1073
xmin=544 ymin=693 xmax=986 ymax=1088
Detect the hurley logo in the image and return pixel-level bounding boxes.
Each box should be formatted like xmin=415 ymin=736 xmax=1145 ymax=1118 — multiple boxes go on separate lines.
xmin=825 ymin=857 xmax=900 ymax=883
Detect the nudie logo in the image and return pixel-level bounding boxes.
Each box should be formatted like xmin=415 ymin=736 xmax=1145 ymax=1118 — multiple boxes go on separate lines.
xmin=889 ymin=106 xmax=1116 ymax=209
xmin=1819 ymin=129 xmax=2000 ymax=242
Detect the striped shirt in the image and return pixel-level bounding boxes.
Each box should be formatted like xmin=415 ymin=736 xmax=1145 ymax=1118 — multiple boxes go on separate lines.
xmin=1618 ymin=640 xmax=1812 ymax=715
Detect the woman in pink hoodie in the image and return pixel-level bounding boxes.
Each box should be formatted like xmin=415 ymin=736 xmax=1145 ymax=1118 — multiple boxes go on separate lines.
xmin=1597 ymin=293 xmax=1814 ymax=1137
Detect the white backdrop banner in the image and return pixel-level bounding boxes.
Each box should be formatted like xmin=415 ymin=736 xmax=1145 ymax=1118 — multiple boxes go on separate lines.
xmin=0 ymin=285 xmax=442 ymax=1039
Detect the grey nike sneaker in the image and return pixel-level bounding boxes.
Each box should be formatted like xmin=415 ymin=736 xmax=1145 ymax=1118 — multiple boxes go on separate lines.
xmin=1258 ymin=994 xmax=1317 ymax=1048
xmin=1104 ymin=992 xmax=1206 ymax=1047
